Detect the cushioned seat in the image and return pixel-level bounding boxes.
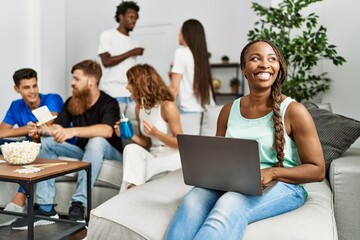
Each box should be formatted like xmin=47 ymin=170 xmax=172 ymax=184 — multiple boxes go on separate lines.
xmin=53 ymin=158 xmax=123 ymax=214
xmin=87 ymin=169 xmax=337 ymax=240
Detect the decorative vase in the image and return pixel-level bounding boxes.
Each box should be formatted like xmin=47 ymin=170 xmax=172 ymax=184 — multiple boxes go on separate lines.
xmin=230 ymin=84 xmax=238 ymax=94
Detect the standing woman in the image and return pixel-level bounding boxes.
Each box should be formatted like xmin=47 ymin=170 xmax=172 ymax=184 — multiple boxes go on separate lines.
xmin=165 ymin=40 xmax=325 ymax=239
xmin=169 ymin=19 xmax=215 ymax=134
xmin=116 ymin=64 xmax=183 ymax=192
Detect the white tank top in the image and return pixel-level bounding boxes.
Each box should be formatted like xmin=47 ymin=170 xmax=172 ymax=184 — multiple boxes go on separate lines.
xmin=139 ymin=104 xmax=170 ymax=147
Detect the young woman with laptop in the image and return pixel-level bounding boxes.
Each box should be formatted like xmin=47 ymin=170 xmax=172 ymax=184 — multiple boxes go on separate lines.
xmin=165 ymin=40 xmax=325 ymax=240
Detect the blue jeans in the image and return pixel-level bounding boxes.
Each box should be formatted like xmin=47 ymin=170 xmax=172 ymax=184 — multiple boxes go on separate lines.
xmin=36 ymin=136 xmax=122 ymax=207
xmin=166 ymin=182 xmax=306 ymax=240
xmin=116 ymin=96 xmax=132 ymax=104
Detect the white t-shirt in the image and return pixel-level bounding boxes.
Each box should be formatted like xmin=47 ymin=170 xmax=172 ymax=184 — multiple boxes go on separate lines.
xmin=171 ymin=46 xmax=204 ymax=112
xmin=97 ymin=29 xmax=140 ymax=98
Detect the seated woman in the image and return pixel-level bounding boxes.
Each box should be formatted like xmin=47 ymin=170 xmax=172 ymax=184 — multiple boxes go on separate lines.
xmin=165 ymin=40 xmax=325 ymax=239
xmin=115 ymin=64 xmax=183 ymax=192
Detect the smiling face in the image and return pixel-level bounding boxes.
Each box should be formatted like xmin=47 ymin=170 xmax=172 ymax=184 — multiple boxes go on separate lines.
xmin=14 ymin=77 xmax=40 ymax=109
xmin=241 ymin=41 xmax=280 ymax=91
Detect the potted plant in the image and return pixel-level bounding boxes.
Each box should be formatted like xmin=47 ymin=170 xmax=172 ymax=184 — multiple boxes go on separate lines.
xmin=221 ymin=55 xmax=230 ymax=64
xmin=247 ymin=0 xmax=346 ymax=102
xmin=229 ymin=77 xmax=240 ymax=94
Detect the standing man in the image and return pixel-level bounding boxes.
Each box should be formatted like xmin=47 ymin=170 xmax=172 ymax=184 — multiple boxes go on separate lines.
xmin=0 ymin=68 xmax=63 ymax=227
xmin=98 ymin=1 xmax=144 ymax=110
xmin=10 ymin=60 xmax=123 ymax=230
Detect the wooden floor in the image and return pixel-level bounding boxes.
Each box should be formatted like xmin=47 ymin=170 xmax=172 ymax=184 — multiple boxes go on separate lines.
xmin=0 ymin=210 xmax=87 ymax=239
xmin=59 ymin=214 xmax=87 ymax=240
xmin=64 ymin=228 xmax=87 ymax=240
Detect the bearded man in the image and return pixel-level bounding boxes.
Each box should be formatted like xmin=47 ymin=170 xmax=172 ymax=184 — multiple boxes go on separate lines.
xmin=10 ymin=60 xmax=123 ymax=230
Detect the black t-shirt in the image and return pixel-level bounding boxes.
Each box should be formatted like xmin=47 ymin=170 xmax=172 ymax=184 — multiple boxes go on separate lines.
xmin=55 ymin=91 xmax=122 ymax=152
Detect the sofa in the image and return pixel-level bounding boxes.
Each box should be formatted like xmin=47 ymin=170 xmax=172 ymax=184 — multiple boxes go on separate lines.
xmin=1 ymin=102 xmax=359 ymax=240
xmin=85 ymin=102 xmax=360 ymax=240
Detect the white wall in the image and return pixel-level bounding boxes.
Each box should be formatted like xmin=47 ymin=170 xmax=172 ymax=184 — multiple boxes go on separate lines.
xmin=64 ymin=0 xmax=269 ymax=94
xmin=1 ymin=0 xmax=359 ymax=146
xmin=320 ymin=0 xmax=360 ymax=147
xmin=0 ymin=0 xmax=34 ymax=118
xmin=39 ymin=1 xmax=67 ymax=96
xmin=0 ymin=0 xmax=67 ymax=118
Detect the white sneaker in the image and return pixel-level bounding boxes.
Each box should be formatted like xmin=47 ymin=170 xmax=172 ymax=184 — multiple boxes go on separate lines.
xmin=0 ymin=202 xmax=26 ymax=227
xmin=11 ymin=204 xmax=58 ymax=231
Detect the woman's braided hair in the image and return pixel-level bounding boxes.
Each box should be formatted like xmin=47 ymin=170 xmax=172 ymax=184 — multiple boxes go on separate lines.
xmin=240 ymin=40 xmax=288 ymax=167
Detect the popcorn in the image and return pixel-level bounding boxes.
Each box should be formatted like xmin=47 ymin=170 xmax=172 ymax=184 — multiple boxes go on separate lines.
xmin=1 ymin=141 xmax=41 ymax=165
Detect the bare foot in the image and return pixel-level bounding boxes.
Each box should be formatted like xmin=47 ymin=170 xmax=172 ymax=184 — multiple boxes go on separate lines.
xmin=127 ymin=183 xmax=136 ymax=189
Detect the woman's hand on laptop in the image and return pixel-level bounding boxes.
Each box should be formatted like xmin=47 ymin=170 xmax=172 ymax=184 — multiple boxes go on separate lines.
xmin=260 ymin=168 xmax=275 ymax=184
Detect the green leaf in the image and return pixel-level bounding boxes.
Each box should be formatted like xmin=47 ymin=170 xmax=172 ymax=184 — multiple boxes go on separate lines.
xmin=247 ymin=0 xmax=346 ymax=102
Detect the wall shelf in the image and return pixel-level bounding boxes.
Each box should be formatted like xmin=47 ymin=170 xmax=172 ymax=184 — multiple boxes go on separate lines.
xmin=210 ymin=63 xmax=240 ymax=68
xmin=210 ymin=63 xmax=244 ymax=104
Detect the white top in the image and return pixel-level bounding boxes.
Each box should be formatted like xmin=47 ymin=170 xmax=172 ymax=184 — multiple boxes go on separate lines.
xmin=139 ymin=104 xmax=170 ymax=147
xmin=97 ymin=29 xmax=140 ymax=98
xmin=171 ymin=46 xmax=204 ymax=112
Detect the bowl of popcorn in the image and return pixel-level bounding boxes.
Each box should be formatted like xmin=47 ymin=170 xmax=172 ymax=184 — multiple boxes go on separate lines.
xmin=0 ymin=141 xmax=41 ymax=165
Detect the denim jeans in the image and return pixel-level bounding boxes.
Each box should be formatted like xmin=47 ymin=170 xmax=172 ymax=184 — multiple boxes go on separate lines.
xmin=166 ymin=182 xmax=306 ymax=240
xmin=116 ymin=96 xmax=132 ymax=104
xmin=36 ymin=136 xmax=122 ymax=207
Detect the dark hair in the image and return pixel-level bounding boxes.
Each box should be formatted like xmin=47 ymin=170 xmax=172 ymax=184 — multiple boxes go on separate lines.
xmin=240 ymin=39 xmax=288 ymax=167
xmin=13 ymin=68 xmax=37 ymax=87
xmin=114 ymin=1 xmax=140 ymax=23
xmin=71 ymin=60 xmax=102 ymax=85
xmin=127 ymin=64 xmax=174 ymax=108
xmin=181 ymin=19 xmax=214 ymax=106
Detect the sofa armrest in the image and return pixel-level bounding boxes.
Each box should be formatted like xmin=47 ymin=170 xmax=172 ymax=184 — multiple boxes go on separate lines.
xmin=329 ymin=147 xmax=360 ymax=240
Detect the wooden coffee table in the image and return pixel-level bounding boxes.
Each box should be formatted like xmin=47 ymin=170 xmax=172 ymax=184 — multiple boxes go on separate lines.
xmin=0 ymin=156 xmax=91 ymax=240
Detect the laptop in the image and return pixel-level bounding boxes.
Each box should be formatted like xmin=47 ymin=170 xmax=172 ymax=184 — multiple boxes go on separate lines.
xmin=177 ymin=134 xmax=277 ymax=196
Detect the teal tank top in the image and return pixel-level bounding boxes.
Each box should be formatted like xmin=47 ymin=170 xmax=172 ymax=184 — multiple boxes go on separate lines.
xmin=225 ymin=97 xmax=298 ymax=169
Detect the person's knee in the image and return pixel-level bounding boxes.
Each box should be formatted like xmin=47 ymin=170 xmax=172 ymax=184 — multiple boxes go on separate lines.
xmin=124 ymin=143 xmax=139 ymax=151
xmin=123 ymin=143 xmax=142 ymax=156
xmin=38 ymin=136 xmax=57 ymax=158
xmin=83 ymin=137 xmax=110 ymax=164
xmin=215 ymin=192 xmax=246 ymax=213
xmin=85 ymin=137 xmax=107 ymax=150
xmin=183 ymin=188 xmax=212 ymax=209
xmin=40 ymin=136 xmax=56 ymax=150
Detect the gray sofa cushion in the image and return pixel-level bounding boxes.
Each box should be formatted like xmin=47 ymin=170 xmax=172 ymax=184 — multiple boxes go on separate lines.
xmin=303 ymin=102 xmax=360 ymax=169
xmin=55 ymin=157 xmax=123 ymax=189
xmin=87 ymin=169 xmax=337 ymax=240
xmin=200 ymin=105 xmax=223 ymax=136
xmin=88 ymin=170 xmax=192 ymax=240
xmin=330 ymin=147 xmax=360 ymax=240
xmin=179 ymin=112 xmax=202 ymax=135
xmin=0 ymin=182 xmax=19 ymax=208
